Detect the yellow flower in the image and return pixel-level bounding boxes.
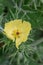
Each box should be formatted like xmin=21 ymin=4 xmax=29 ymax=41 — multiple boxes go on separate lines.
xmin=4 ymin=19 xmax=32 ymax=48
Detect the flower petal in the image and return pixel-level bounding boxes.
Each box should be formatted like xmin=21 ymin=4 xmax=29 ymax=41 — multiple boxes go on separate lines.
xmin=13 ymin=19 xmax=22 ymax=28
xmin=16 ymin=33 xmax=28 ymax=48
xmin=22 ymin=21 xmax=32 ymax=36
xmin=16 ymin=37 xmax=23 ymax=49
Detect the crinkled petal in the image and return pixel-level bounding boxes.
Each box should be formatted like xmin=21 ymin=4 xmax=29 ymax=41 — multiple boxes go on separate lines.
xmin=4 ymin=19 xmax=22 ymax=40
xmin=16 ymin=37 xmax=23 ymax=49
xmin=16 ymin=33 xmax=28 ymax=48
xmin=22 ymin=21 xmax=32 ymax=36
xmin=13 ymin=19 xmax=22 ymax=28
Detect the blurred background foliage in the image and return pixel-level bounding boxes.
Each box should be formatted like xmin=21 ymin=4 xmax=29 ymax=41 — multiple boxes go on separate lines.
xmin=0 ymin=0 xmax=43 ymax=65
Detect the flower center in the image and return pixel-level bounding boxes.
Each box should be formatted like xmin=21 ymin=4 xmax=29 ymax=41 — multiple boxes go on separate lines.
xmin=16 ymin=32 xmax=20 ymax=35
xmin=12 ymin=29 xmax=21 ymax=38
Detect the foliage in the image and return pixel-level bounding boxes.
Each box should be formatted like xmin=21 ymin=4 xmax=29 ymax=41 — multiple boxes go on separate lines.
xmin=0 ymin=0 xmax=43 ymax=65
